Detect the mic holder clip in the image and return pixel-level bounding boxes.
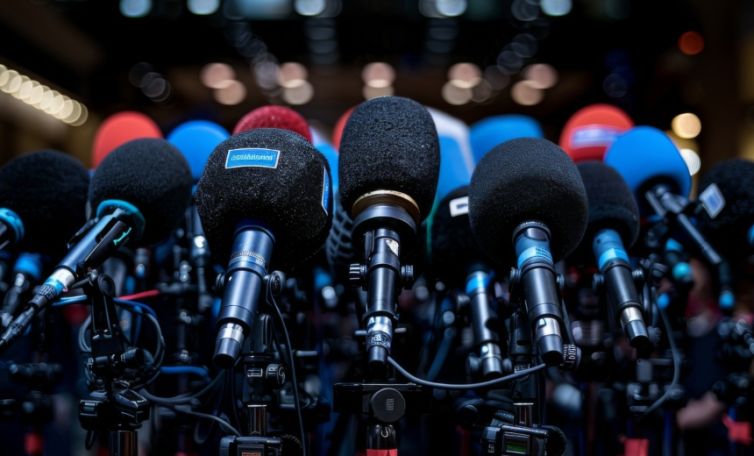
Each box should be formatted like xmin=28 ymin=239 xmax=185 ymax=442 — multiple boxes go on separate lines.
xmin=77 ymin=270 xmax=149 ymax=456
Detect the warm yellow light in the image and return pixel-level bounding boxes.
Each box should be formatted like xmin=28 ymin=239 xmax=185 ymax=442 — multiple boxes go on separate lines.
xmin=672 ymin=112 xmax=702 ymax=139
xmin=448 ymin=63 xmax=481 ymax=89
xmin=442 ymin=81 xmax=472 ymax=105
xmin=511 ymin=81 xmax=543 ymax=106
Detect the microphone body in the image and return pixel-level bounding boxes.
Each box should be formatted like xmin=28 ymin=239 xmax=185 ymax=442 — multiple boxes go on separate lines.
xmin=514 ymin=222 xmax=564 ymax=365
xmin=0 ymin=253 xmax=41 ymax=329
xmin=465 ymin=268 xmax=503 ymax=378
xmin=214 ymin=223 xmax=274 ymax=367
xmin=592 ymin=229 xmax=648 ymax=348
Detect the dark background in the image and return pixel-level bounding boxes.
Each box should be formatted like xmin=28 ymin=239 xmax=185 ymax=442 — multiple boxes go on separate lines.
xmin=0 ymin=0 xmax=750 ymax=178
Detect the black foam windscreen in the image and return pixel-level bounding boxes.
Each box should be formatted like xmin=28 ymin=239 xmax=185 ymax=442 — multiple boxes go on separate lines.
xmin=430 ymin=186 xmax=483 ymax=284
xmin=0 ymin=150 xmax=89 ymax=257
xmin=89 ymin=138 xmax=193 ymax=245
xmin=698 ymin=159 xmax=754 ymax=252
xmin=578 ymin=161 xmax=640 ymax=247
xmin=469 ymin=138 xmax=588 ymax=263
xmin=195 ymin=128 xmax=332 ymax=269
xmin=338 ymin=96 xmax=440 ymax=220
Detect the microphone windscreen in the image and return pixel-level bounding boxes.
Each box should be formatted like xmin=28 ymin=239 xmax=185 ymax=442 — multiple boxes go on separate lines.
xmin=578 ymin=161 xmax=640 ymax=247
xmin=233 ymin=105 xmax=312 ymax=143
xmin=92 ymin=111 xmax=162 ymax=167
xmin=167 ymin=120 xmax=229 ymax=181
xmin=469 ymin=138 xmax=588 ymax=263
xmin=195 ymin=129 xmax=332 ymax=269
xmin=470 ymin=115 xmax=543 ymax=164
xmin=428 ymin=108 xmax=474 ymax=204
xmin=559 ymin=104 xmax=632 ymax=162
xmin=89 ymin=138 xmax=193 ymax=245
xmin=0 ymin=151 xmax=89 ymax=257
xmin=698 ymin=159 xmax=754 ymax=250
xmin=604 ymin=126 xmax=691 ymax=200
xmin=430 ymin=186 xmax=482 ymax=284
xmin=339 ymin=96 xmax=440 ymax=220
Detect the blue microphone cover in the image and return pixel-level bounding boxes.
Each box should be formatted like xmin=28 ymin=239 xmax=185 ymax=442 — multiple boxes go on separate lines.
xmin=167 ymin=120 xmax=229 ymax=181
xmin=604 ymin=126 xmax=691 ymax=200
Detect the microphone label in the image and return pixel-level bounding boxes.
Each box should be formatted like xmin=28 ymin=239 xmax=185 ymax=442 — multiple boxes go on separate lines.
xmin=225 ymin=148 xmax=280 ymax=170
xmin=699 ymin=183 xmax=725 ymax=219
xmin=571 ymin=125 xmax=622 ymax=148
xmin=449 ymin=196 xmax=469 ymax=217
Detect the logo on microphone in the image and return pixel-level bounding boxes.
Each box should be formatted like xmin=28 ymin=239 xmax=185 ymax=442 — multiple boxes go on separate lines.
xmin=225 ymin=148 xmax=280 ymax=170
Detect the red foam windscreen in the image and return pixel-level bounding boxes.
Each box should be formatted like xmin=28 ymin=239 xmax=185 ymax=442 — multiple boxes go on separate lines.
xmin=92 ymin=111 xmax=162 ymax=167
xmin=559 ymin=104 xmax=633 ymax=162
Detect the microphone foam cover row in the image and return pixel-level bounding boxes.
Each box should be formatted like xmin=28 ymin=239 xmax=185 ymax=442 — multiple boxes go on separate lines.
xmin=0 ymin=150 xmax=89 ymax=257
xmin=195 ymin=128 xmax=332 ymax=269
xmin=578 ymin=161 xmax=640 ymax=247
xmin=469 ymin=138 xmax=588 ymax=263
xmin=89 ymin=138 xmax=193 ymax=245
xmin=339 ymin=96 xmax=440 ymax=219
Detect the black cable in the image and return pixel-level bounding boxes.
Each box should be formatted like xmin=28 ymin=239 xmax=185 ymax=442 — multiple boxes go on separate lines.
xmin=161 ymin=404 xmax=241 ymax=437
xmin=388 ymin=356 xmax=546 ymax=390
xmin=267 ymin=286 xmax=307 ymax=456
xmin=640 ymin=302 xmax=681 ymax=419
xmin=141 ymin=371 xmax=225 ymax=405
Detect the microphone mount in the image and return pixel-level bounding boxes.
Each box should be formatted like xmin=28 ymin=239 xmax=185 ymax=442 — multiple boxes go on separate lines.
xmin=348 ymin=191 xmax=418 ymax=377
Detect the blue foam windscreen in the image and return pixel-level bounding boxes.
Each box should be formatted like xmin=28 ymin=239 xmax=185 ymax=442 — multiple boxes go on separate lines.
xmin=312 ymin=128 xmax=340 ymax=191
xmin=604 ymin=126 xmax=691 ymax=199
xmin=470 ymin=115 xmax=543 ymax=164
xmin=167 ymin=120 xmax=229 ymax=181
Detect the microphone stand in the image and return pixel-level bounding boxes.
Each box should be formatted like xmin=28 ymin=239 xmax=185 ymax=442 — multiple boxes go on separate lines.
xmin=337 ymin=197 xmax=428 ymax=454
xmin=77 ymin=271 xmax=149 ymax=456
xmin=219 ymin=279 xmax=285 ymax=456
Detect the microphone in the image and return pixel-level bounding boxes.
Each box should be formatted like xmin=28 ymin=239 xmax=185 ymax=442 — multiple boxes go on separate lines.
xmin=604 ymin=127 xmax=721 ymax=264
xmin=0 ymin=150 xmax=90 ymax=257
xmin=559 ymin=104 xmax=632 ymax=162
xmin=0 ymin=139 xmax=193 ymax=351
xmin=431 ymin=186 xmax=503 ymax=378
xmin=697 ymin=159 xmax=754 ymax=309
xmin=91 ymin=111 xmax=162 ymax=167
xmin=470 ymin=114 xmax=543 ymax=164
xmin=469 ymin=138 xmax=588 ymax=366
xmin=233 ymin=105 xmax=312 ymax=142
xmin=577 ymin=161 xmax=649 ymax=351
xmin=339 ymin=96 xmax=440 ymax=373
xmin=167 ymin=120 xmax=229 ymax=182
xmin=195 ymin=128 xmax=332 ymax=368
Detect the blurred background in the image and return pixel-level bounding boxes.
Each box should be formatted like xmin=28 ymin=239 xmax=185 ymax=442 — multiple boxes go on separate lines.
xmin=0 ymin=0 xmax=750 ymax=176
